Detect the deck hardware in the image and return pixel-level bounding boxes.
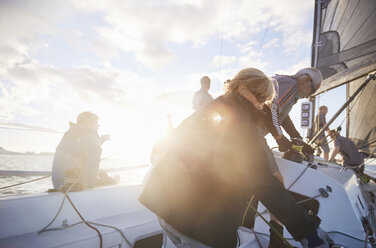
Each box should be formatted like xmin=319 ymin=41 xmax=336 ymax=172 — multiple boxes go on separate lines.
xmin=62 ymin=219 xmax=68 ymax=227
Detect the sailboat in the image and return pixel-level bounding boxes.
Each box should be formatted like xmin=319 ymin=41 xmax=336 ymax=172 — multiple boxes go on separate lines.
xmin=1 ymin=0 xmax=376 ymax=247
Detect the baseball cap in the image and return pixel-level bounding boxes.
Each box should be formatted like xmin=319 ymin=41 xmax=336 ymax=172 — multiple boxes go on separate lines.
xmin=295 ymin=67 xmax=323 ymax=94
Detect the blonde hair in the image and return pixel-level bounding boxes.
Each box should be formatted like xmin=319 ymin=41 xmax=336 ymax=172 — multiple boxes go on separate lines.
xmin=225 ymin=68 xmax=275 ymax=104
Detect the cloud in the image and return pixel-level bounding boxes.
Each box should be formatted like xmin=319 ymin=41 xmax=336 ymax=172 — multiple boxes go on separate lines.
xmin=0 ymin=1 xmax=67 ymax=40
xmin=239 ymin=51 xmax=268 ymax=72
xmin=262 ymin=38 xmax=280 ymax=49
xmin=212 ymin=55 xmax=237 ymax=68
xmin=0 ymin=0 xmax=313 ymax=71
xmin=0 ymin=0 xmax=314 ymax=128
xmin=0 ymin=55 xmax=159 ymax=122
xmin=274 ymin=57 xmax=311 ymax=75
xmin=70 ymin=0 xmax=313 ymax=69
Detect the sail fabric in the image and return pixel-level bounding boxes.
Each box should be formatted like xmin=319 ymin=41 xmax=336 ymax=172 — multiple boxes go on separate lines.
xmin=348 ymin=74 xmax=376 ymax=155
xmin=312 ymin=0 xmax=376 ymax=155
xmin=314 ymin=0 xmax=376 ymax=94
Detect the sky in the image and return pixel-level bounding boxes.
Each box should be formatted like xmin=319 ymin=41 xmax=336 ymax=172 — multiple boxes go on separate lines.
xmin=0 ymin=0 xmax=347 ymax=158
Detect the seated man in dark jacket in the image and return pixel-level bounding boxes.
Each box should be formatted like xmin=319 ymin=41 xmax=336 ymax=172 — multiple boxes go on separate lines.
xmin=52 ymin=111 xmax=112 ymax=190
xmin=139 ymin=68 xmax=330 ymax=248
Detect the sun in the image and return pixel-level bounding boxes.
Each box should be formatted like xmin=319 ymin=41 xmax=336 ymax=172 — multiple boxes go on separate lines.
xmin=97 ymin=107 xmax=174 ymax=163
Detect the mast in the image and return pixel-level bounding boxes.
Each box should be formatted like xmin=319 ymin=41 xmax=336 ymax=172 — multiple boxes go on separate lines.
xmin=308 ymin=0 xmax=322 ymax=140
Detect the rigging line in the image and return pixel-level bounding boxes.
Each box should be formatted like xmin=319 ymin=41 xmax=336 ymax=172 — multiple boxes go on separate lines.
xmin=359 ymin=139 xmax=376 ymax=150
xmin=217 ymin=0 xmax=226 ymax=91
xmin=0 ymin=126 xmax=63 ymax=134
xmin=315 ymin=81 xmax=365 ymax=142
xmin=101 ymin=150 xmax=127 ymax=161
xmin=248 ymin=202 xmax=294 ymax=248
xmin=338 ymin=83 xmax=366 ymax=128
xmin=257 ymin=5 xmax=275 ymax=57
xmin=0 ymin=175 xmax=50 ymax=190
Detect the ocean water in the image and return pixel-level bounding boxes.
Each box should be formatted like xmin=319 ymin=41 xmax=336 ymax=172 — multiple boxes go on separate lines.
xmin=1 ymin=154 xmax=376 ymax=198
xmin=0 ymin=154 xmax=150 ymax=198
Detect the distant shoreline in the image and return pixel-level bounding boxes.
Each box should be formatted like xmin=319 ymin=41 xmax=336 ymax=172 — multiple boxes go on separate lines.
xmin=0 ymin=147 xmax=54 ymax=156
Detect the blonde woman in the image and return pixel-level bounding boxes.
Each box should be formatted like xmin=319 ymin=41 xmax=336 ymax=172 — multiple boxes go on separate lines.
xmin=140 ymin=68 xmax=329 ymax=248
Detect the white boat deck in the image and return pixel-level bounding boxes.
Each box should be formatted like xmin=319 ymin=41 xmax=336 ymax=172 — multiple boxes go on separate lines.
xmin=0 ymin=184 xmax=163 ymax=248
xmin=0 ymin=210 xmax=161 ymax=248
xmin=1 ymin=153 xmax=376 ymax=247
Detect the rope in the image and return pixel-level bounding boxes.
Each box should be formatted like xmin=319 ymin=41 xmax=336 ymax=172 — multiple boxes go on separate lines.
xmin=0 ymin=175 xmax=50 ymax=190
xmin=312 ymin=80 xmax=367 ymax=148
xmin=66 ymin=194 xmax=103 ymax=248
xmin=39 ymin=181 xmax=80 ymax=234
xmin=241 ymin=195 xmax=255 ymax=226
xmin=38 ymin=178 xmax=134 ymax=248
xmin=88 ymin=221 xmax=132 ymax=247
xmin=38 ymin=220 xmax=132 ymax=247
xmin=253 ymin=230 xmax=369 ymax=246
xmin=287 ymin=163 xmax=312 ymax=190
xmin=251 ymin=227 xmax=264 ymax=248
xmin=248 ymin=202 xmax=294 ymax=248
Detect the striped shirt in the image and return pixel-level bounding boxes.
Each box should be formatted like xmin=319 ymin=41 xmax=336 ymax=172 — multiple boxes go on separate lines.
xmin=270 ymin=75 xmax=299 ymax=136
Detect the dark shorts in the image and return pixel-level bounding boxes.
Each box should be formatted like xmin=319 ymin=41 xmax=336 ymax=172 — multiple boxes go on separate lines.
xmin=316 ymin=137 xmax=329 ymax=153
xmin=318 ymin=142 xmax=330 ymax=153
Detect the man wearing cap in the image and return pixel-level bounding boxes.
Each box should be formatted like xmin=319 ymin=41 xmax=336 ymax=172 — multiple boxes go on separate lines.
xmin=263 ymin=67 xmax=323 ymax=153
xmin=328 ymin=129 xmax=365 ymax=174
xmin=192 ymin=76 xmax=213 ymax=111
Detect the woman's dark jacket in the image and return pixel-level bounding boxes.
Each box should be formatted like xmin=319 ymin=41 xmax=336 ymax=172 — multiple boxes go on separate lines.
xmin=139 ymin=94 xmax=319 ymax=247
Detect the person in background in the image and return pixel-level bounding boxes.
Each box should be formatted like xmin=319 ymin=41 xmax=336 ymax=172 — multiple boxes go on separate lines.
xmin=192 ymin=76 xmax=213 ymax=111
xmin=314 ymin=106 xmax=330 ymax=160
xmin=52 ymin=111 xmax=111 ymax=190
xmin=140 ymin=68 xmax=330 ymax=248
xmin=328 ymin=129 xmax=365 ymax=174
xmin=262 ymin=67 xmax=322 ymax=154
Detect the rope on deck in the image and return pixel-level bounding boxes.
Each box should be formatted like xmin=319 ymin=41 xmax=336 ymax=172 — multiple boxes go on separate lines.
xmin=0 ymin=175 xmax=50 ymax=190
